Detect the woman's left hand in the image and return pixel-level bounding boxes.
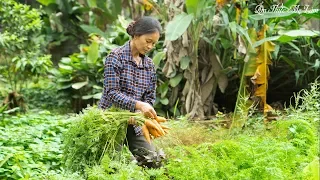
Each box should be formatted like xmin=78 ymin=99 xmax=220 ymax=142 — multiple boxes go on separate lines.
xmin=135 ymin=101 xmax=157 ymax=119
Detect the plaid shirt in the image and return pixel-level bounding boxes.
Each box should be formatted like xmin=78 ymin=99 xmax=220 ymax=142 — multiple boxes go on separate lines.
xmin=98 ymin=41 xmax=157 ymax=135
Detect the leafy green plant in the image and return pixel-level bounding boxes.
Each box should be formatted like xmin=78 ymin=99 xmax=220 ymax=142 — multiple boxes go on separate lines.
xmin=228 ymin=0 xmax=320 ymax=126
xmin=0 ymin=104 xmax=8 ymax=118
xmin=52 ymin=17 xmax=130 ymax=112
xmin=38 ymin=170 xmax=84 ymax=180
xmin=0 ymin=110 xmax=70 ymax=179
xmin=51 ymin=37 xmax=104 ymax=112
xmin=20 ymin=78 xmax=71 ymax=112
xmin=303 ymin=157 xmax=319 ymax=180
xmin=150 ymin=40 xmax=179 ymax=117
xmin=36 ymin=0 xmax=126 ymax=64
xmin=51 ymin=47 xmax=104 ymax=112
xmin=165 ymin=134 xmax=315 ymax=180
xmin=288 ymin=77 xmax=320 ymax=112
xmin=270 ymin=119 xmax=316 ymax=154
xmin=257 ymin=14 xmax=320 ymax=91
xmin=0 ymin=0 xmax=52 ymax=114
xmin=62 ymin=106 xmax=148 ymax=172
xmin=85 ymin=148 xmax=168 ymax=180
xmin=0 ymin=0 xmax=52 ymax=92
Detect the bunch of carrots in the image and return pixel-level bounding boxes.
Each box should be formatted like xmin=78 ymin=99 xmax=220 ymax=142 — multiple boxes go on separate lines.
xmin=141 ymin=116 xmax=169 ymax=144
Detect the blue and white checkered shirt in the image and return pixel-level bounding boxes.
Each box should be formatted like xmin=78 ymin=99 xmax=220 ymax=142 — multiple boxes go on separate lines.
xmin=98 ymin=41 xmax=157 ymax=135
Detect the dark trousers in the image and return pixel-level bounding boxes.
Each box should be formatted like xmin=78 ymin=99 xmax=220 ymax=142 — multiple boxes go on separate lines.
xmin=125 ymin=125 xmax=164 ymax=168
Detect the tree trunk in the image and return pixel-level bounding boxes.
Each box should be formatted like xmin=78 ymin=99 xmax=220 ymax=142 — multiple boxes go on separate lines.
xmin=181 ymin=34 xmax=205 ymax=119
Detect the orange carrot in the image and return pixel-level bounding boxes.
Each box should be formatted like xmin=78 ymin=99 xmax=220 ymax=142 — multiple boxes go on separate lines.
xmin=142 ymin=125 xmax=151 ymax=144
xmin=149 ymin=128 xmax=161 ymax=138
xmin=152 ymin=120 xmax=165 ymax=136
xmin=155 ymin=116 xmax=167 ymax=123
xmin=160 ymin=125 xmax=170 ymax=130
xmin=145 ymin=120 xmax=158 ymax=129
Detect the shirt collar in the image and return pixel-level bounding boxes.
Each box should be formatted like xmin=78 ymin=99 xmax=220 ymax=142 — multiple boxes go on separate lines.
xmin=124 ymin=40 xmax=148 ymax=68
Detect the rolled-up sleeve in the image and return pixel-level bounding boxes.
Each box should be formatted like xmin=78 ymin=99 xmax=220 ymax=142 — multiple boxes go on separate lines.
xmin=99 ymin=54 xmax=137 ymax=111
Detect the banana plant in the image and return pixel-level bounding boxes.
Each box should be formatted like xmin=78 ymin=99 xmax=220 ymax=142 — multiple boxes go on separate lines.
xmin=232 ymin=0 xmax=320 ymax=127
xmin=164 ymin=0 xmax=224 ymax=119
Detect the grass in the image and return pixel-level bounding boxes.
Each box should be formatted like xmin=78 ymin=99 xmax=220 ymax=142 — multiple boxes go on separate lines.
xmin=153 ymin=118 xmax=215 ymax=148
xmin=153 ymin=110 xmax=318 ymax=179
xmin=148 ymin=79 xmax=319 ymax=179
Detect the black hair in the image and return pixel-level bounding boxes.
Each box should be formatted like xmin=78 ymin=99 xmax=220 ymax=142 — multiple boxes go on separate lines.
xmin=126 ymin=16 xmax=162 ymax=37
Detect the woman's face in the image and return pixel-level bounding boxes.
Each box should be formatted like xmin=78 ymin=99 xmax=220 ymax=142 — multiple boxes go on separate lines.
xmin=133 ymin=31 xmax=160 ymax=55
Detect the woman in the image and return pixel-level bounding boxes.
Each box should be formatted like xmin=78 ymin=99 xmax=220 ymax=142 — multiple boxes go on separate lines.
xmin=98 ymin=16 xmax=163 ymax=167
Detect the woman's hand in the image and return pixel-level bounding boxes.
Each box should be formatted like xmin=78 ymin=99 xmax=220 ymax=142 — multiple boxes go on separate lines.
xmin=135 ymin=101 xmax=157 ymax=119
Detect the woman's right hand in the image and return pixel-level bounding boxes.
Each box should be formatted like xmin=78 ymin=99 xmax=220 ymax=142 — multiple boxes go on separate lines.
xmin=135 ymin=101 xmax=157 ymax=119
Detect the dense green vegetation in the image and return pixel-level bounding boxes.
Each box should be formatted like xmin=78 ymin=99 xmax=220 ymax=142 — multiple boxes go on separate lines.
xmin=0 ymin=110 xmax=70 ymax=179
xmin=0 ymin=0 xmax=319 ymax=179
xmin=0 ymin=80 xmax=318 ymax=179
xmin=4 ymin=68 xmax=317 ymax=180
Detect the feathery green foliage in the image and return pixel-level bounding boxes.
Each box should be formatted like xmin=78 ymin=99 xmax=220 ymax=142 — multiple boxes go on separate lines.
xmin=62 ymin=106 xmax=147 ymax=172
